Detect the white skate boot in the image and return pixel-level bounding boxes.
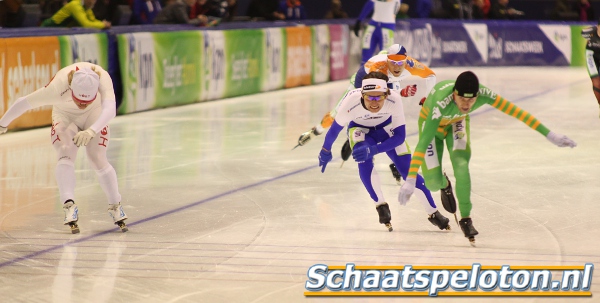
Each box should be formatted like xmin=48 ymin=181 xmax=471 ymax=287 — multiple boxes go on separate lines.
xmin=63 ymin=200 xmax=79 ymax=234
xmin=108 ymin=203 xmax=128 ymax=232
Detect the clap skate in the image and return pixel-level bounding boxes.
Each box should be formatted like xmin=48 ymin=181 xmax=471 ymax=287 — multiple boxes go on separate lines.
xmin=376 ymin=203 xmax=393 ymax=232
xmin=340 ymin=139 xmax=352 ymax=167
xmin=108 ymin=203 xmax=128 ymax=232
xmin=63 ymin=200 xmax=80 ymax=234
xmin=441 ymin=173 xmax=458 ymax=225
xmin=293 ymin=127 xmax=322 ymax=149
xmin=389 ymin=164 xmax=402 ymax=185
xmin=428 ymin=210 xmax=450 ymax=230
xmin=459 ymin=218 xmax=479 ymax=247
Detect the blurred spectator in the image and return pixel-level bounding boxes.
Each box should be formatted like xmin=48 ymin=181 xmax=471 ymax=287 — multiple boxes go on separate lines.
xmin=40 ymin=0 xmax=111 ymax=28
xmin=488 ymin=0 xmax=523 ymax=19
xmin=324 ymin=0 xmax=348 ymax=19
xmin=41 ymin=0 xmax=66 ymax=21
xmin=0 ymin=0 xmax=26 ymax=27
xmin=278 ymin=0 xmax=306 ymax=20
xmin=396 ymin=3 xmax=409 ymax=19
xmin=131 ymin=0 xmax=162 ymax=24
xmin=92 ymin=0 xmax=109 ymax=20
xmin=471 ymin=0 xmax=486 ymax=19
xmin=551 ymin=0 xmax=578 ymax=20
xmin=479 ymin=0 xmax=490 ymax=15
xmin=224 ymin=0 xmax=237 ymax=21
xmin=190 ymin=0 xmax=222 ymax=25
xmin=93 ymin=0 xmax=127 ymax=23
xmin=578 ymin=0 xmax=595 ymax=21
xmin=247 ymin=0 xmax=284 ymax=21
xmin=442 ymin=0 xmax=472 ymax=19
xmin=415 ymin=0 xmax=432 ymax=18
xmin=154 ymin=0 xmax=208 ymax=25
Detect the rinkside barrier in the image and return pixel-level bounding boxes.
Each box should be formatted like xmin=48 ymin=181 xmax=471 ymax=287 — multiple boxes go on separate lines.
xmin=394 ymin=19 xmax=592 ymax=67
xmin=0 ymin=20 xmax=594 ymax=128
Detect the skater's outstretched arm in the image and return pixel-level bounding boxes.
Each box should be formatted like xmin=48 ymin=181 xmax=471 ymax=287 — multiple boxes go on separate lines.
xmin=481 ymin=86 xmax=576 ymax=148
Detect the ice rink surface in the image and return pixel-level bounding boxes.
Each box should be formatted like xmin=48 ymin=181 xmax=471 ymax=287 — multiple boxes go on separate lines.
xmin=0 ymin=67 xmax=599 ymax=303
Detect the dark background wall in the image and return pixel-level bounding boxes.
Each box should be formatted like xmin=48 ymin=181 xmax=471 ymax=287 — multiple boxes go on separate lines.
xmin=236 ymin=0 xmax=600 ymax=22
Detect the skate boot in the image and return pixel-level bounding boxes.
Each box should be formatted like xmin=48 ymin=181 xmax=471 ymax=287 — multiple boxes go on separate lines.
xmin=340 ymin=139 xmax=352 ymax=162
xmin=375 ymin=203 xmax=393 ymax=232
xmin=108 ymin=203 xmax=128 ymax=232
xmin=441 ymin=173 xmax=459 ymax=225
xmin=63 ymin=200 xmax=79 ymax=234
xmin=389 ymin=164 xmax=402 ymax=185
xmin=428 ymin=210 xmax=450 ymax=230
xmin=459 ymin=218 xmax=479 ymax=246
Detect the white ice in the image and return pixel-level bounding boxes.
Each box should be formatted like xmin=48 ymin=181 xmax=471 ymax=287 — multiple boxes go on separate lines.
xmin=0 ymin=67 xmax=598 ymax=303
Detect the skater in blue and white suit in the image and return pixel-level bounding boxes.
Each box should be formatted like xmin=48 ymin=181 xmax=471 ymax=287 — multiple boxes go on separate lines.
xmin=354 ymin=0 xmax=401 ymax=65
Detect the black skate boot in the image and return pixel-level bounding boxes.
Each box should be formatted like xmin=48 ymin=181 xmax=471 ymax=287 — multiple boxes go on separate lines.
xmin=376 ymin=203 xmax=393 ymax=232
xmin=389 ymin=164 xmax=402 ymax=185
xmin=459 ymin=218 xmax=479 ymax=246
xmin=440 ymin=173 xmax=459 ymax=225
xmin=341 ymin=139 xmax=352 ymax=161
xmin=440 ymin=173 xmax=457 ymax=214
xmin=428 ymin=211 xmax=450 ymax=230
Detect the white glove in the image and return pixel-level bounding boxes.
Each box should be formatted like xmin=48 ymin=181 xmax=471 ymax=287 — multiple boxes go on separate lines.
xmin=73 ymin=128 xmax=96 ymax=147
xmin=398 ymin=177 xmax=416 ymax=206
xmin=546 ymin=131 xmax=576 ymax=148
xmin=0 ymin=126 xmax=7 ymax=134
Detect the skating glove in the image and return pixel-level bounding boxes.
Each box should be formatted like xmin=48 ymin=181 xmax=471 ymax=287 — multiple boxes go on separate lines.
xmin=400 ymin=85 xmax=417 ymax=97
xmin=352 ymin=144 xmax=378 ymax=162
xmin=546 ymin=131 xmax=576 ymax=148
xmin=0 ymin=126 xmax=7 ymax=134
xmin=319 ymin=148 xmax=332 ymax=173
xmin=73 ymin=128 xmax=96 ymax=147
xmin=353 ymin=20 xmax=361 ymax=37
xmin=398 ymin=177 xmax=416 ymax=206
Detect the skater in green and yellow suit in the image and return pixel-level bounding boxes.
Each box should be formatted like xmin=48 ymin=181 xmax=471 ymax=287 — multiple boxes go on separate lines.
xmin=398 ymin=71 xmax=577 ymax=245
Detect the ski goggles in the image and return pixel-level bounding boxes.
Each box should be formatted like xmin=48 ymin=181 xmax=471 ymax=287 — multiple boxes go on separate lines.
xmin=363 ymin=94 xmax=387 ymax=101
xmin=387 ymin=54 xmax=407 ymax=66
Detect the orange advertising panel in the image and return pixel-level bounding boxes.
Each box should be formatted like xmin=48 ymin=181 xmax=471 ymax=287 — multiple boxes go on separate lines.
xmin=285 ymin=27 xmax=312 ymax=88
xmin=3 ymin=37 xmax=60 ymax=129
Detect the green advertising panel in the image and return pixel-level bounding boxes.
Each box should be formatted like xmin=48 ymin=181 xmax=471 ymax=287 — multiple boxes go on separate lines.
xmin=58 ymin=33 xmax=109 ymax=69
xmin=571 ymin=25 xmax=592 ymax=67
xmin=224 ymin=29 xmax=264 ymax=98
xmin=117 ymin=32 xmax=156 ymax=114
xmin=311 ymin=25 xmax=330 ymax=84
xmin=152 ymin=31 xmax=202 ymax=107
xmin=261 ymin=27 xmax=285 ymax=92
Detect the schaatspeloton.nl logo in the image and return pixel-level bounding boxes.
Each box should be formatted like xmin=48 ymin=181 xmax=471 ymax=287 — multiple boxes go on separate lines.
xmin=304 ymin=264 xmax=593 ymax=297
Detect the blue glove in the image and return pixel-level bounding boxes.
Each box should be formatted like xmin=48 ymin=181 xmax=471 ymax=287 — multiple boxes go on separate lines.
xmin=352 ymin=144 xmax=378 ymax=162
xmin=318 ymin=148 xmax=332 ymax=173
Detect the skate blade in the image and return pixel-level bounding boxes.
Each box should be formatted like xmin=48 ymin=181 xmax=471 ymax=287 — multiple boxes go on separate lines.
xmin=453 ymin=213 xmax=459 ymax=226
xmin=291 ymin=144 xmax=301 ymax=150
xmin=468 ymin=237 xmax=476 ymax=247
xmin=116 ymin=221 xmax=128 ymax=233
xmin=385 ymin=223 xmax=393 ymax=232
xmin=340 ymin=161 xmax=345 ymax=168
xmin=68 ymin=222 xmax=80 ymax=234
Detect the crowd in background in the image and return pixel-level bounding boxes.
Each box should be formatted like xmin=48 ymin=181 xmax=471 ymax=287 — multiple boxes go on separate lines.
xmin=0 ymin=0 xmax=596 ymax=29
